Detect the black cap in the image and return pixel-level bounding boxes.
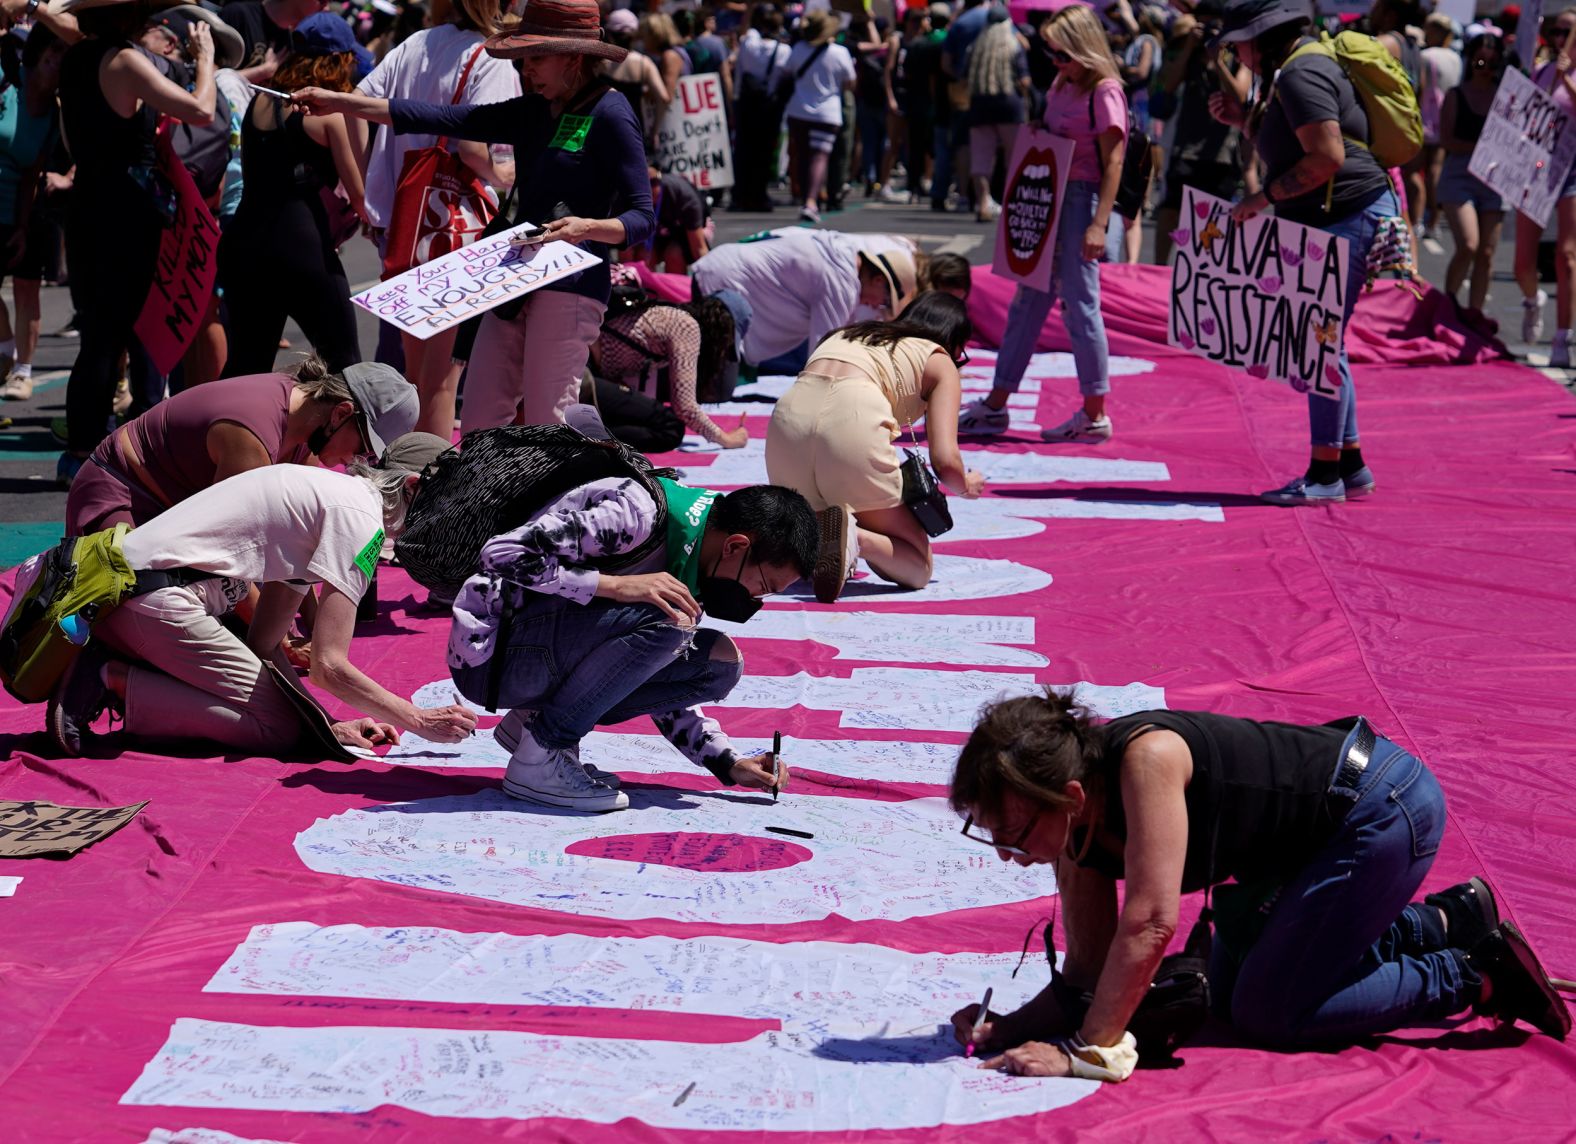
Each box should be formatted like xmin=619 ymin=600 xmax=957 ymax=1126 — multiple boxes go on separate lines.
xmin=1214 ymin=0 xmax=1311 ymax=44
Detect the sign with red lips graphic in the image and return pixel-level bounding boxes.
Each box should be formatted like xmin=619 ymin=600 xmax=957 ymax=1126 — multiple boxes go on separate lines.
xmin=992 ymin=129 xmax=1074 ymax=292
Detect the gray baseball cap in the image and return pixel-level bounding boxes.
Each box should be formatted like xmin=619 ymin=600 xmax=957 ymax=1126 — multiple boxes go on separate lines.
xmin=342 ymin=362 xmax=417 ymax=457
xmin=379 ymin=431 xmax=453 ymax=475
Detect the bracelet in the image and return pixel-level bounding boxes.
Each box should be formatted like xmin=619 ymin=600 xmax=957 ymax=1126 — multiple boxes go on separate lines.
xmin=1058 ymin=1030 xmax=1139 ymax=1083
xmin=25 ymin=0 xmax=40 ymax=14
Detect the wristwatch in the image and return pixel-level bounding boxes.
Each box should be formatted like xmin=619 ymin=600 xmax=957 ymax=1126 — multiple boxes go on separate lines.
xmin=25 ymin=0 xmax=41 ymax=16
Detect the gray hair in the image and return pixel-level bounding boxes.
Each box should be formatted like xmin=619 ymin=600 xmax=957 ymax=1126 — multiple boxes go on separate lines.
xmin=349 ymin=460 xmax=415 ymax=537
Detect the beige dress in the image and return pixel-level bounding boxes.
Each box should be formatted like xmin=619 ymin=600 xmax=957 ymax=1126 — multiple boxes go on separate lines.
xmin=765 ymin=333 xmax=941 ymax=512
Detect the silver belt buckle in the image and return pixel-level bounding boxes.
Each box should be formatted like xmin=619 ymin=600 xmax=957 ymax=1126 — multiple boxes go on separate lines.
xmin=1337 ymin=718 xmax=1374 ymax=789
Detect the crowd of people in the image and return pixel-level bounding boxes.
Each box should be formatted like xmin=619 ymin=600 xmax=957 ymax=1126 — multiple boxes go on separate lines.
xmin=1 ymin=0 xmax=1569 ymax=1104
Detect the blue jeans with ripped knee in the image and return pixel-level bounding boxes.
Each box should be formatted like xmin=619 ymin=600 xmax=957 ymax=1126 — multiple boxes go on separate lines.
xmin=1213 ymin=733 xmax=1480 ymax=1047
xmin=451 ymin=593 xmax=741 ymax=750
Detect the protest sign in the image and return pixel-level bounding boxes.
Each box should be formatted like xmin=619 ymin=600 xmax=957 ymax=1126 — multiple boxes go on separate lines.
xmin=0 ymin=800 xmax=148 ymax=858
xmin=1470 ymin=65 xmax=1576 ymax=228
xmin=1168 ymin=186 xmax=1349 ymax=400
xmin=991 ymin=129 xmax=1075 ymax=293
xmin=352 ymin=223 xmax=602 ymax=340
xmin=655 ymin=74 xmax=734 ymax=190
xmin=134 ymin=130 xmax=221 ymax=375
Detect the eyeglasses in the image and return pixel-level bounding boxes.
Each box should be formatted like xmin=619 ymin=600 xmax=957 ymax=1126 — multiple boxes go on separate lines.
xmin=1552 ymin=28 xmax=1571 ymax=40
xmin=960 ymin=810 xmax=1041 ymax=857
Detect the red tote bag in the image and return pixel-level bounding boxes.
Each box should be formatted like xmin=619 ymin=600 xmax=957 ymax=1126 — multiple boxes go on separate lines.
xmin=380 ymin=44 xmax=497 ymax=279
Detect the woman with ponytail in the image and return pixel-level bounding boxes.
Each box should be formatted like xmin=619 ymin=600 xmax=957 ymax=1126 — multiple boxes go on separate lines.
xmin=945 ymin=691 xmax=1569 ymax=1079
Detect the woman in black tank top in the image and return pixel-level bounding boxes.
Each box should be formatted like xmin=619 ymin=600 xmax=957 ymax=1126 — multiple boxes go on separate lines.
xmin=1437 ymin=33 xmax=1508 ymax=312
xmin=941 ymin=690 xmax=1568 ymax=1081
xmin=56 ymin=5 xmax=216 ymax=484
xmin=218 ymin=19 xmax=368 ymax=377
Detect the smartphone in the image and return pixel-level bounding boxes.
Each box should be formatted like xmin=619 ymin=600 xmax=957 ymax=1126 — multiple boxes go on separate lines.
xmin=512 ymin=224 xmax=548 ymax=245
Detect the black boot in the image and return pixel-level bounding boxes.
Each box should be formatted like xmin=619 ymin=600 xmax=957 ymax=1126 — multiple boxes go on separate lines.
xmin=1467 ymin=922 xmax=1572 ymax=1039
xmin=1425 ymin=876 xmax=1500 ymax=950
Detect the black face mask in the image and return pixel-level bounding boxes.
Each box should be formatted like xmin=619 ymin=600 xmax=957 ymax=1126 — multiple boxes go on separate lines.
xmin=700 ymin=546 xmax=763 ymax=623
xmin=309 ymin=411 xmax=359 ymax=458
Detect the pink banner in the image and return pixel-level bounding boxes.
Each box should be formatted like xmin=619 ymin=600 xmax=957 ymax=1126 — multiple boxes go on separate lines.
xmin=134 ymin=127 xmax=221 ymax=376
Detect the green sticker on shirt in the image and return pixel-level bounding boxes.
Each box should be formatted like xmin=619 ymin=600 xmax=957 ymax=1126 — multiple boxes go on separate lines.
xmin=550 ymin=113 xmax=593 ymax=152
xmin=353 ymin=529 xmax=385 ymax=580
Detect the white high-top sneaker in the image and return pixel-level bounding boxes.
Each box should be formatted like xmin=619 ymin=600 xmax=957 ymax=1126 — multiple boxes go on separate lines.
xmin=502 ymin=726 xmax=628 ymax=812
xmin=494 ymin=709 xmax=621 ymax=788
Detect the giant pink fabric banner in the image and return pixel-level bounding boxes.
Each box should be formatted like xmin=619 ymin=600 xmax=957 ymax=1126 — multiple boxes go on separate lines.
xmin=0 ymin=304 xmax=1572 ymax=1140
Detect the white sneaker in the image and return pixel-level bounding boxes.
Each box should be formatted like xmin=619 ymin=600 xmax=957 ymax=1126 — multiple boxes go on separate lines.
xmin=1522 ymin=290 xmax=1549 ymax=343
xmin=1040 ymin=409 xmax=1113 ymax=445
xmin=958 ymin=398 xmax=1010 ymax=436
xmin=812 ymin=504 xmax=858 ymax=604
xmin=0 ymin=371 xmax=32 ymax=400
xmin=1551 ymin=331 xmax=1571 ymax=369
xmin=1259 ymin=476 xmax=1345 ymax=506
xmin=495 ymin=709 xmax=622 ymax=788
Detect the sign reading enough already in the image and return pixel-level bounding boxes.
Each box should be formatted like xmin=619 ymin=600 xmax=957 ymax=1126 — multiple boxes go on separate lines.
xmin=1167 ymin=186 xmax=1350 ymax=401
xmin=353 ymin=224 xmax=602 ymax=339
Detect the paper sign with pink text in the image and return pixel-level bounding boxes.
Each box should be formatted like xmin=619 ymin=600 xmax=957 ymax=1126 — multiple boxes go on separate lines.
xmin=1167 ymin=185 xmax=1350 ymax=401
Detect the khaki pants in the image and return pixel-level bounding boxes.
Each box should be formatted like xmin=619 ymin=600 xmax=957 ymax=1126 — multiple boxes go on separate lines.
xmin=464 ymin=288 xmax=606 ymax=429
xmin=96 ymin=586 xmax=304 ymax=753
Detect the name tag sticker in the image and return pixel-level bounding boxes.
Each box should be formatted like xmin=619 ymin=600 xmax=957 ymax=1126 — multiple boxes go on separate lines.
xmin=550 ymin=113 xmax=593 ymax=152
xmin=354 ymin=529 xmax=385 ymax=580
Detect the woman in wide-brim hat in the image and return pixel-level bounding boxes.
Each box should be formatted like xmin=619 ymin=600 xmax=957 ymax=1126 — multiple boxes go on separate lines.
xmin=296 ymin=0 xmax=655 ymax=429
xmin=52 ymin=0 xmax=218 ymax=488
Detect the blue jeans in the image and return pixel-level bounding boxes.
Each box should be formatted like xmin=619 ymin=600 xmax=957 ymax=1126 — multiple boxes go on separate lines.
xmin=450 ymin=594 xmax=742 ymax=750
xmin=931 ymin=121 xmax=954 ymax=207
xmin=856 ymin=99 xmax=886 ymax=186
xmin=1214 ymin=731 xmax=1479 ymax=1047
xmin=990 ymin=180 xmax=1109 ymax=398
xmin=1307 ymin=189 xmax=1398 ymax=449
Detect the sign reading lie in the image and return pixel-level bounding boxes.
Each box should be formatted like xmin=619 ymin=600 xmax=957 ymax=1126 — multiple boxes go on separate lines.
xmin=134 ymin=129 xmax=220 ymax=375
xmin=655 ymin=73 xmax=734 ymax=190
xmin=991 ymin=129 xmax=1074 ymax=292
xmin=1469 ymin=65 xmax=1576 ymax=227
xmin=352 ymin=222 xmax=602 ymax=339
xmin=1168 ymin=186 xmax=1350 ymax=400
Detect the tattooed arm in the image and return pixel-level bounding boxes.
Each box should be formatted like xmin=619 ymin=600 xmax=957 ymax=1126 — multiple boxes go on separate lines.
xmin=1266 ymin=118 xmax=1345 ymax=204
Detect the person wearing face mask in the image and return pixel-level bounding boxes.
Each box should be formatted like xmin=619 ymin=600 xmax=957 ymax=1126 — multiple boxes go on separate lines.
xmin=294 ymin=0 xmax=656 ymax=428
xmin=944 ymin=690 xmax=1570 ymax=1081
xmin=64 ymin=356 xmax=418 ymax=535
xmin=446 ymin=452 xmax=820 ymax=812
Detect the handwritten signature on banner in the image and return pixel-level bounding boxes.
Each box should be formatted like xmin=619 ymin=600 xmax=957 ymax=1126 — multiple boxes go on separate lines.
xmin=1167 ymin=186 xmax=1350 ymax=401
xmin=353 ymin=224 xmax=602 ymax=339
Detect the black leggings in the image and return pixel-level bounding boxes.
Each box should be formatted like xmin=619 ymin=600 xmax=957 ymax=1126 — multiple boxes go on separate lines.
xmin=64 ymin=201 xmax=162 ymax=455
xmin=219 ymin=204 xmax=360 ymax=377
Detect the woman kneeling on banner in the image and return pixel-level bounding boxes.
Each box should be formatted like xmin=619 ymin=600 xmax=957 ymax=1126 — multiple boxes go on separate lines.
xmin=946 ymin=691 xmax=1570 ymax=1082
xmin=295 ymin=0 xmax=655 ymax=430
xmin=1206 ymin=0 xmax=1397 ymax=506
xmin=47 ymin=433 xmax=478 ymax=757
xmin=765 ymin=291 xmax=984 ymax=604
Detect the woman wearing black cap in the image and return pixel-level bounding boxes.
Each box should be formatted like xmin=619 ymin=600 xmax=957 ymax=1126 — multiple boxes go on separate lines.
xmin=295 ymin=0 xmax=656 ymax=429
xmin=1208 ymin=0 xmax=1397 ymax=507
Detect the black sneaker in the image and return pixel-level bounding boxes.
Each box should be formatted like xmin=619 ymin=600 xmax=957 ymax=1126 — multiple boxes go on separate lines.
xmin=47 ymin=645 xmax=114 ymax=756
xmin=1468 ymin=922 xmax=1572 ymax=1039
xmin=1426 ymin=876 xmax=1499 ymax=950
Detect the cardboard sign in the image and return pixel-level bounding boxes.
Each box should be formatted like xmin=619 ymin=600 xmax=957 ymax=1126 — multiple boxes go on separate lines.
xmin=1167 ymin=186 xmax=1350 ymax=400
xmin=655 ymin=74 xmax=734 ymax=190
xmin=991 ymin=129 xmax=1075 ymax=292
xmin=352 ymin=223 xmax=602 ymax=340
xmin=1469 ymin=65 xmax=1576 ymax=228
xmin=0 ymin=799 xmax=148 ymax=858
xmin=134 ymin=129 xmax=221 ymax=375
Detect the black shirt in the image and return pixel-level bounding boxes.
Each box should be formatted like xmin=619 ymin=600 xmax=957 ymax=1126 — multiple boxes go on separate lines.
xmin=1257 ymin=49 xmax=1391 ymax=225
xmin=220 ymin=0 xmax=292 ymax=66
xmin=903 ymin=33 xmax=946 ymax=121
xmin=1072 ymin=709 xmax=1353 ymax=893
xmin=655 ymin=172 xmax=708 ymax=237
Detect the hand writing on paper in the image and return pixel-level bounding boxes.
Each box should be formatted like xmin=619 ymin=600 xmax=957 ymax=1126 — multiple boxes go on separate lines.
xmin=332 ymin=718 xmax=401 ymax=750
xmin=282 ymin=636 xmax=312 ymax=671
xmin=720 ymin=425 xmax=750 ymax=449
xmin=978 ymin=1041 xmax=1074 ymax=1077
xmin=411 ymin=702 xmax=478 ymax=743
xmin=730 ymin=752 xmax=788 ymax=792
xmin=960 ymin=469 xmax=986 ymax=498
xmin=951 ymin=1002 xmax=1005 ymax=1053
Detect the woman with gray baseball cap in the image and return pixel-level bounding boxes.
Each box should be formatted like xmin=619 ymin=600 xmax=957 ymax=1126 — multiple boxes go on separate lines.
xmin=1207 ymin=0 xmax=1396 ymax=507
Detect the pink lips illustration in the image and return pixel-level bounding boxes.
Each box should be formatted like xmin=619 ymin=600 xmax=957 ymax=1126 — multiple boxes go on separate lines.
xmin=1258 ymin=275 xmax=1283 ymax=293
xmin=1177 ymin=331 xmax=1197 ymax=349
xmin=1170 ymin=228 xmax=1192 ymax=245
xmin=1307 ymin=241 xmax=1326 ymax=260
xmin=1246 ymin=363 xmax=1271 ymax=379
xmin=1194 ymin=201 xmax=1211 ymax=219
xmin=1325 ymin=364 xmax=1343 ymax=388
xmin=1200 ymin=317 xmax=1217 ymax=336
xmin=1281 ymin=247 xmax=1303 ymax=267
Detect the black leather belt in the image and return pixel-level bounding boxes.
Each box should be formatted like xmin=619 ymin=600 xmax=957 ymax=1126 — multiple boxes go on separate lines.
xmin=1333 ymin=717 xmax=1377 ymax=792
xmin=128 ymin=567 xmax=216 ymax=597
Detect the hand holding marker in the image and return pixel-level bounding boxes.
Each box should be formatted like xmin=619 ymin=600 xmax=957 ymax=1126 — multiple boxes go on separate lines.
xmin=965 ymin=987 xmax=993 ymax=1059
xmin=772 ymin=730 xmax=781 ymax=802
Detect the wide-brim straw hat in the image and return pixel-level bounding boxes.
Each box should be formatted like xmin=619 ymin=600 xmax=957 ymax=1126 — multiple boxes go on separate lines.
xmin=802 ymin=8 xmax=839 ymax=46
xmin=858 ymin=247 xmax=918 ymax=317
xmin=486 ymin=0 xmax=629 ymax=62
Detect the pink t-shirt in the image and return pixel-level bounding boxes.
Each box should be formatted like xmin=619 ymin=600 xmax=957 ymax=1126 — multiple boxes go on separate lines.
xmin=1041 ymin=76 xmax=1128 ymax=183
xmin=1534 ymin=61 xmax=1575 ymax=115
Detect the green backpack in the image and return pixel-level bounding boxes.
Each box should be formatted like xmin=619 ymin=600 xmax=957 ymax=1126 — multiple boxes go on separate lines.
xmin=1284 ymin=31 xmax=1423 ymax=171
xmin=0 ymin=526 xmax=139 ymax=703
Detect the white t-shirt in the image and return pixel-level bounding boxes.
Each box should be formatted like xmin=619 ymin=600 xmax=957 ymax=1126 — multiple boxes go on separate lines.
xmin=357 ymin=24 xmax=522 ymax=228
xmin=785 ymin=40 xmax=855 ymax=126
xmin=692 ymin=228 xmax=861 ymax=362
xmin=735 ymin=28 xmax=793 ymax=85
xmin=120 ymin=465 xmax=387 ymax=614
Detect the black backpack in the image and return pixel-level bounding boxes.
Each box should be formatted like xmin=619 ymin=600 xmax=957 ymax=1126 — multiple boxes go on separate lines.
xmin=394 ymin=424 xmax=676 ymax=598
xmin=1088 ymin=91 xmax=1154 ymax=222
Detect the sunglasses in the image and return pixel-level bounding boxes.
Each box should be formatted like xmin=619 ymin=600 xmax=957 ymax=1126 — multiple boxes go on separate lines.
xmin=1552 ymin=28 xmax=1571 ymax=40
xmin=954 ymin=349 xmax=971 ymax=369
xmin=960 ymin=810 xmax=1042 ymax=857
xmin=1049 ymin=48 xmax=1073 ymax=64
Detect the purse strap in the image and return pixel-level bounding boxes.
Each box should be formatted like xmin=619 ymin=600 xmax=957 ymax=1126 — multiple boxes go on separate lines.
xmin=434 ymin=43 xmax=487 ymax=153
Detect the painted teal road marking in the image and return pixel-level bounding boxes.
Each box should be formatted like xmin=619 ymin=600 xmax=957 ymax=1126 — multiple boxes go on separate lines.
xmin=0 ymin=520 xmax=62 ymax=570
